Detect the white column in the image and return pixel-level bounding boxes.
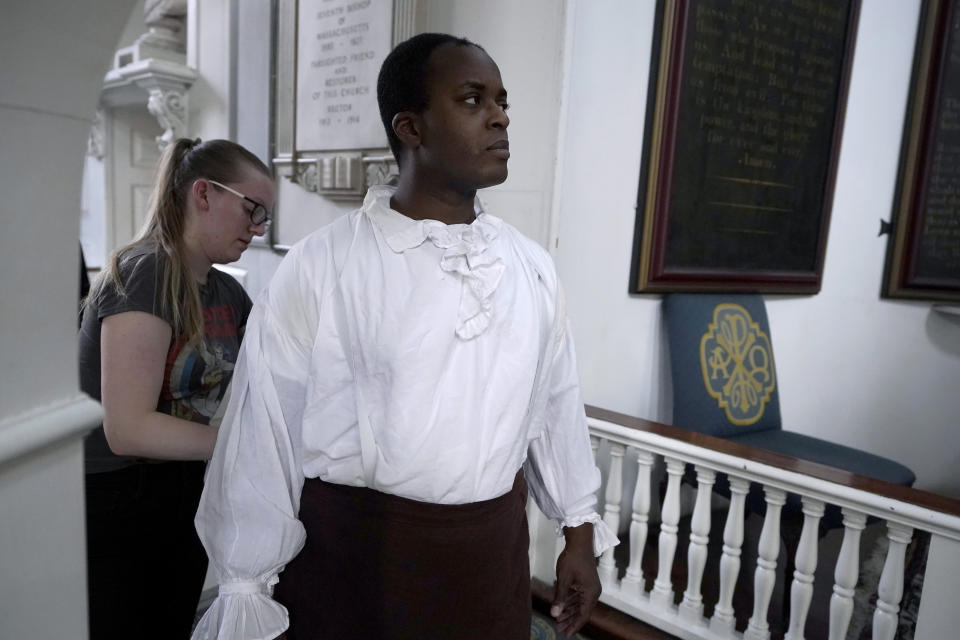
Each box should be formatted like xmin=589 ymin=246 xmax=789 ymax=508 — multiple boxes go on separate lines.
xmin=785 ymin=497 xmax=825 ymax=640
xmin=710 ymin=477 xmax=750 ymax=636
xmin=828 ymin=509 xmax=866 ymax=640
xmin=1 ymin=2 xmax=131 ymax=637
xmin=745 ymin=486 xmax=786 ymax=640
xmin=679 ymin=466 xmax=716 ymax=623
xmin=621 ymin=449 xmax=655 ymax=600
xmin=650 ymin=456 xmax=684 ymax=610
xmin=598 ymin=442 xmax=626 ymax=587
xmin=186 ymin=0 xmax=233 ymax=139
xmin=915 ymin=534 xmax=960 ymax=639
xmin=871 ymin=521 xmax=914 ymax=640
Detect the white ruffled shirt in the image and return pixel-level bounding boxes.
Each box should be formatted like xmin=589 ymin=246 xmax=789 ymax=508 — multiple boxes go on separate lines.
xmin=191 ymin=186 xmax=618 ymax=640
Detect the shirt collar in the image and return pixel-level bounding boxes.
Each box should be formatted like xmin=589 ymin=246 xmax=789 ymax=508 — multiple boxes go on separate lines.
xmin=362 ymin=184 xmax=496 ymax=253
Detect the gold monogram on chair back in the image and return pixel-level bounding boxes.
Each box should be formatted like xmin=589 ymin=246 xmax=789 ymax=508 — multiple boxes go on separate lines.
xmin=699 ymin=303 xmax=776 ymax=426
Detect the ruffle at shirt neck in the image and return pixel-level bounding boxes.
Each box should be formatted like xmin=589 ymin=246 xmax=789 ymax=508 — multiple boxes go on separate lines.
xmin=363 ymin=185 xmax=505 ymax=340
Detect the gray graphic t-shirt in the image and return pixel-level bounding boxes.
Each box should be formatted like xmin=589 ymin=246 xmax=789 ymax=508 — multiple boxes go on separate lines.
xmin=79 ymin=247 xmax=252 ymax=473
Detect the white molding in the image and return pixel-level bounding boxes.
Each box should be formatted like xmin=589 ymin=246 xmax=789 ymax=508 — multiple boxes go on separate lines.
xmin=103 ymin=58 xmax=198 ymax=99
xmin=101 ymin=57 xmax=197 ymax=148
xmin=392 ymin=0 xmax=418 ymax=45
xmin=586 ymin=416 xmax=960 ymax=542
xmin=547 ymin=0 xmax=575 ymax=255
xmin=273 ymin=152 xmax=398 ymax=203
xmin=0 ymin=395 xmax=102 ymax=466
xmin=915 ymin=533 xmax=960 ymax=638
xmin=932 ymin=304 xmax=960 ymax=317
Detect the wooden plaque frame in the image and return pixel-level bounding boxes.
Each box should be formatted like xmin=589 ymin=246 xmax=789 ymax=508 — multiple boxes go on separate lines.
xmin=883 ymin=0 xmax=960 ymax=302
xmin=630 ymin=0 xmax=861 ymax=293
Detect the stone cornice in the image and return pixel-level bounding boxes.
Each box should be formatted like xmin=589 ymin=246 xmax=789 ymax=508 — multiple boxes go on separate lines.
xmin=102 ymin=58 xmax=197 ymax=106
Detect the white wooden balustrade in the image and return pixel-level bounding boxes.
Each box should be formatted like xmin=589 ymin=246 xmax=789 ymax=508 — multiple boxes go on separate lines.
xmin=527 ymin=407 xmax=960 ymax=640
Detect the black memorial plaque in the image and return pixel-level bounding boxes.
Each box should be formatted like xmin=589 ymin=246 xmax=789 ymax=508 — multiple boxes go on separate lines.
xmin=631 ymin=0 xmax=860 ymax=293
xmin=885 ymin=0 xmax=960 ymax=301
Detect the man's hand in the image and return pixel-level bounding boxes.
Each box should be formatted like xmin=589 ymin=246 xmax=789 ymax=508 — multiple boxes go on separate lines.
xmin=551 ymin=522 xmax=601 ymax=638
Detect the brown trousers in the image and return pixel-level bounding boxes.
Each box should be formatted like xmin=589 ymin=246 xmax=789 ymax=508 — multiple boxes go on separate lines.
xmin=274 ymin=471 xmax=531 ymax=640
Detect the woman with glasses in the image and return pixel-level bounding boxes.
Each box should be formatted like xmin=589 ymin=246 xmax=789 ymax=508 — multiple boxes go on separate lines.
xmin=79 ymin=137 xmax=274 ymax=639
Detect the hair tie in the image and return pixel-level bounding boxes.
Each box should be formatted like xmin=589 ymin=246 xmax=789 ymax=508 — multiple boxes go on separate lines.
xmin=188 ymin=137 xmax=202 ymax=149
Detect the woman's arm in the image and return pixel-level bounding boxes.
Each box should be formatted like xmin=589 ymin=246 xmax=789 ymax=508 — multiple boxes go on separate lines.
xmin=100 ymin=310 xmax=217 ymax=460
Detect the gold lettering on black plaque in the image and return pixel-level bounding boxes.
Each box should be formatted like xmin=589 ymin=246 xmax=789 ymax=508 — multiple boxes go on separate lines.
xmin=915 ymin=16 xmax=960 ymax=281
xmin=666 ymin=0 xmax=851 ymax=271
xmin=885 ymin=0 xmax=960 ymax=300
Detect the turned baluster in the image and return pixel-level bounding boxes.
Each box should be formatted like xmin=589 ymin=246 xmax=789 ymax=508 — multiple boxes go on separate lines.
xmin=650 ymin=456 xmax=684 ymax=610
xmin=784 ymin=497 xmax=824 ymax=640
xmin=679 ymin=466 xmax=716 ymax=623
xmin=744 ymin=486 xmax=786 ymax=640
xmin=828 ymin=509 xmax=866 ymax=640
xmin=710 ymin=476 xmax=750 ymax=636
xmin=871 ymin=521 xmax=914 ymax=640
xmin=598 ymin=442 xmax=626 ymax=587
xmin=621 ymin=449 xmax=655 ymax=599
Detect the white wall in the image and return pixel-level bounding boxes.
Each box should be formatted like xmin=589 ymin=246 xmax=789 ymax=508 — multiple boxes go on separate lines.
xmin=556 ymin=0 xmax=960 ymax=496
xmin=0 ymin=1 xmax=136 ymax=637
xmin=81 ymin=154 xmax=107 ymax=268
xmin=116 ymin=0 xmax=146 ymax=50
xmin=187 ymin=0 xmax=233 ymax=140
xmin=419 ymin=0 xmax=568 ymax=247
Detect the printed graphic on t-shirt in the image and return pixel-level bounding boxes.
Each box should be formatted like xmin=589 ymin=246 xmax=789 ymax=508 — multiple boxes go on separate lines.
xmin=161 ymin=304 xmax=241 ymax=423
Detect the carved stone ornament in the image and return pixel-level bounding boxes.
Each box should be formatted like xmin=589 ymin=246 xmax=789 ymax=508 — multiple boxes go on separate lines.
xmin=101 ymin=0 xmax=195 ymax=151
xmin=281 ymin=151 xmax=398 ymax=202
xmin=87 ymin=107 xmax=106 ymax=159
xmin=146 ymin=87 xmax=187 ymax=149
xmin=139 ymin=0 xmax=188 ymax=58
xmin=364 ymin=154 xmax=399 ymax=188
xmin=293 ymin=162 xmax=319 ymax=193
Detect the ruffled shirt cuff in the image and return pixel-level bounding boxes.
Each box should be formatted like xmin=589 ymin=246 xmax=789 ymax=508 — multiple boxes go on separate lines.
xmin=190 ymin=580 xmax=288 ymax=640
xmin=555 ymin=513 xmax=620 ymax=557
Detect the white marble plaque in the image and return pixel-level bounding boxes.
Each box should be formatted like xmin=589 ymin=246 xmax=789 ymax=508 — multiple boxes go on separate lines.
xmin=296 ymin=0 xmax=392 ymax=150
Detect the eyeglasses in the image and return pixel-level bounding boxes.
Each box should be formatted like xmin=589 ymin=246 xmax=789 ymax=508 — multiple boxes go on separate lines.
xmin=208 ymin=179 xmax=271 ymax=226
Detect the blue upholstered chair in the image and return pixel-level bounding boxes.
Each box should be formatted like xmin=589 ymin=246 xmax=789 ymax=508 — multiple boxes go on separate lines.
xmin=663 ymin=293 xmax=916 ymax=497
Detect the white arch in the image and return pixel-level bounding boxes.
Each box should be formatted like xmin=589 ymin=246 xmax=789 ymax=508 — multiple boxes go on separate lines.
xmin=0 ymin=2 xmax=136 ymax=637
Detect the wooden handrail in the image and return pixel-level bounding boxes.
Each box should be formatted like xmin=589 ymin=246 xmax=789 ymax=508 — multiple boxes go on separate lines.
xmin=585 ymin=404 xmax=960 ymax=519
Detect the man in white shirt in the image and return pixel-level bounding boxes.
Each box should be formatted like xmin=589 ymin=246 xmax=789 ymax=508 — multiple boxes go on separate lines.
xmin=192 ymin=33 xmax=617 ymax=640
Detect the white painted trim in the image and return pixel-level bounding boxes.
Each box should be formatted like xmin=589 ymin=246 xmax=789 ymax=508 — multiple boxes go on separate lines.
xmin=0 ymin=395 xmax=102 ymax=465
xmin=546 ymin=0 xmax=575 ymax=256
xmin=186 ymin=0 xmax=200 ymax=69
xmin=598 ymin=590 xmax=713 ymax=640
xmin=587 ymin=416 xmax=960 ymax=542
xmin=915 ymin=533 xmax=960 ymax=639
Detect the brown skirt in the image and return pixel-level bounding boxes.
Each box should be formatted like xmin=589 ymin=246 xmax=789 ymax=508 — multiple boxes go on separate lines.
xmin=274 ymin=471 xmax=531 ymax=640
